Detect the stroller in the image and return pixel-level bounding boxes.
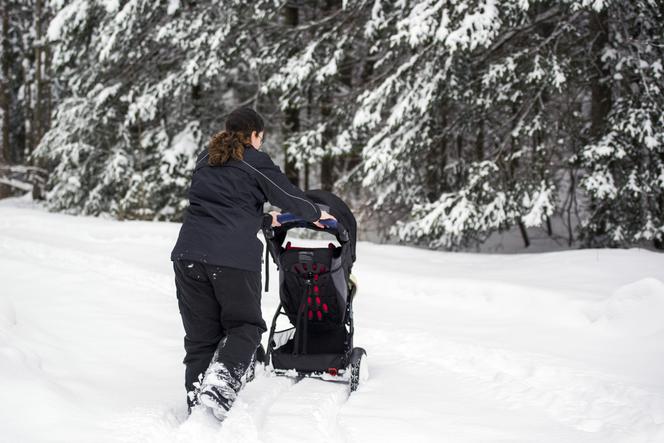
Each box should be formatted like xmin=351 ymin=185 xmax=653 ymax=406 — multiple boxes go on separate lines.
xmin=258 ymin=190 xmax=367 ymax=392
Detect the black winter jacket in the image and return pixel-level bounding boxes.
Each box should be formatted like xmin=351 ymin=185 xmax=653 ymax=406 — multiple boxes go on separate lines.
xmin=170 ymin=144 xmax=322 ymax=272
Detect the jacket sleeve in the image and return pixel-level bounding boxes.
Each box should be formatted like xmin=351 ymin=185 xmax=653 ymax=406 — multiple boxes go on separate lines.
xmin=241 ymin=151 xmax=322 ymax=222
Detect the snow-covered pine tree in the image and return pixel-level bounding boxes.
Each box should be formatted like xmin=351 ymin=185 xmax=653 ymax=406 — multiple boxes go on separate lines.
xmin=252 ymin=0 xmax=372 ymax=192
xmin=0 ymin=0 xmax=54 ymax=199
xmin=25 ymin=0 xmax=663 ymax=250
xmin=347 ymin=0 xmax=662 ymax=249
xmin=350 ymin=0 xmax=575 ymax=248
xmin=34 ymin=0 xmax=259 ymax=219
xmin=578 ymin=0 xmax=664 ymax=247
xmin=2 ymin=0 xmax=51 ymax=165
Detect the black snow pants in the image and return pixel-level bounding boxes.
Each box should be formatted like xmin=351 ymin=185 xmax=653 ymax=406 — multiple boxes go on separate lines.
xmin=173 ymin=259 xmax=267 ymax=406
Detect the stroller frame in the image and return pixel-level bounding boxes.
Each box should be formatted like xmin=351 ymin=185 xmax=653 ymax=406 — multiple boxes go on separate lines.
xmin=259 ymin=191 xmax=366 ymax=392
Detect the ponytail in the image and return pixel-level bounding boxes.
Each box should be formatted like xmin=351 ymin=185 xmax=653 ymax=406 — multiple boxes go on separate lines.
xmin=207 ymin=130 xmax=250 ymax=166
xmin=207 ymin=106 xmax=265 ymax=166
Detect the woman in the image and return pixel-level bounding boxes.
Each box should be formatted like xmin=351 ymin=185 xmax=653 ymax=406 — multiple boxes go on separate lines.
xmin=170 ymin=107 xmax=335 ymax=418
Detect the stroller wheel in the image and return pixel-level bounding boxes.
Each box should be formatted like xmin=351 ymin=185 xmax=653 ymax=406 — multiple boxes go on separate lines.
xmin=349 ymin=274 xmax=358 ymax=297
xmin=349 ymin=347 xmax=368 ymax=393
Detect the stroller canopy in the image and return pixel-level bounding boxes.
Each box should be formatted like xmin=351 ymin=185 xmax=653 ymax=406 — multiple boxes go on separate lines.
xmin=267 ymin=190 xmax=357 ymax=264
xmin=305 ymin=190 xmax=357 ymax=263
xmin=260 ymin=189 xmax=358 ymax=293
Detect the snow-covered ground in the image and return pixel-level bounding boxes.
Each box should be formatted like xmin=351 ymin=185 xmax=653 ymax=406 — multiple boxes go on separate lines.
xmin=1 ymin=195 xmax=664 ymax=443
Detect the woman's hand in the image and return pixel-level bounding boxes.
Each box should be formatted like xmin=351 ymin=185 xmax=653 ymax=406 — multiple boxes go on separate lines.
xmin=270 ymin=209 xmax=335 ymax=228
xmin=269 ymin=210 xmax=281 ymax=227
xmin=314 ymin=210 xmax=336 ymax=228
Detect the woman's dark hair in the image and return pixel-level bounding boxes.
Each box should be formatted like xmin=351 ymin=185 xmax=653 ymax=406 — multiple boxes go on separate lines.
xmin=208 ymin=107 xmax=265 ymax=166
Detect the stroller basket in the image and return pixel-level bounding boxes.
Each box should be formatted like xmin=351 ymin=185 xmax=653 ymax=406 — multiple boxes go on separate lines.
xmin=270 ymin=327 xmax=347 ymax=372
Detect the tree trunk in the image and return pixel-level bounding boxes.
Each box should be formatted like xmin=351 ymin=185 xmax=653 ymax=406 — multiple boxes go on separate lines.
xmin=475 ymin=119 xmax=484 ymax=162
xmin=426 ymin=110 xmax=447 ymax=201
xmin=33 ymin=0 xmax=43 ymax=150
xmin=304 ymin=161 xmax=309 ymax=190
xmin=518 ymin=218 xmax=530 ymax=248
xmin=455 ymin=133 xmax=464 ymax=186
xmin=438 ymin=125 xmax=447 ymax=194
xmin=282 ymin=4 xmax=299 ymax=187
xmin=320 ymin=157 xmax=334 ymax=191
xmin=589 ymin=10 xmax=611 ymax=139
xmin=44 ymin=36 xmax=51 ymax=131
xmin=318 ymin=0 xmax=350 ymax=192
xmin=25 ymin=70 xmax=33 ymax=161
xmin=338 ymin=49 xmax=360 ymax=183
xmin=191 ymin=82 xmax=201 ymax=120
xmin=585 ymin=10 xmax=612 ymax=244
xmin=320 ymin=96 xmax=335 ymax=191
xmin=1 ymin=1 xmax=9 ymax=165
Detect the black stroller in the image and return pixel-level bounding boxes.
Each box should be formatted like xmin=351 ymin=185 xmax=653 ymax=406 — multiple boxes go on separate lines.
xmin=259 ymin=190 xmax=367 ymax=392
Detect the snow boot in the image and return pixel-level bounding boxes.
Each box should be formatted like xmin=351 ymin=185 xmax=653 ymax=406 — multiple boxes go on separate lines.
xmin=186 ymin=372 xmax=205 ymax=415
xmin=241 ymin=345 xmax=264 ymax=388
xmin=186 ymin=389 xmax=200 ymax=415
xmin=197 ymin=362 xmax=241 ymax=421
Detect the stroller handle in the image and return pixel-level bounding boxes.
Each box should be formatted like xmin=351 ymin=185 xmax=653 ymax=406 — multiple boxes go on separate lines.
xmin=276 ymin=212 xmax=337 ymax=229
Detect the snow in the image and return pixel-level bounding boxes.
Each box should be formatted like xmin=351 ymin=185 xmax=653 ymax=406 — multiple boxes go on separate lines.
xmin=522 ymin=183 xmax=555 ymax=227
xmin=1 ymin=195 xmax=664 ymax=442
xmin=0 ymin=178 xmax=33 ymax=192
xmin=162 ymin=121 xmax=201 ymax=174
xmin=167 ymin=0 xmax=180 ymax=15
xmin=47 ymin=0 xmax=90 ymax=42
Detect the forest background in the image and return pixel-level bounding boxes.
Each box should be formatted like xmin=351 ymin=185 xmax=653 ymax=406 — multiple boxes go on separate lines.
xmin=1 ymin=0 xmax=662 ymax=251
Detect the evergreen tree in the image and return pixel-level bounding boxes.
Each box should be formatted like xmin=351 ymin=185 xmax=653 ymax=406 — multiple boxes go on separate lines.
xmin=578 ymin=1 xmax=664 ymax=247
xmin=348 ymin=0 xmax=663 ymax=249
xmin=252 ymin=0 xmax=371 ymax=192
xmin=23 ymin=0 xmax=664 ymax=250
xmin=34 ymin=0 xmax=257 ymax=219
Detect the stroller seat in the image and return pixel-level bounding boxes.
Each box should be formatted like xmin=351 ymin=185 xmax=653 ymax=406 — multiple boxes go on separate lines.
xmin=280 ymin=241 xmax=347 ymax=329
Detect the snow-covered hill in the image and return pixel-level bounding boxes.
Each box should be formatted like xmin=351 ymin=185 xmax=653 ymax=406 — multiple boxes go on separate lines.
xmin=1 ymin=196 xmax=663 ymax=443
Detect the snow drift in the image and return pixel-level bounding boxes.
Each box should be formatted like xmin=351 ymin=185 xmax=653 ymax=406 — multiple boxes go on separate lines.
xmin=1 ymin=196 xmax=663 ymax=443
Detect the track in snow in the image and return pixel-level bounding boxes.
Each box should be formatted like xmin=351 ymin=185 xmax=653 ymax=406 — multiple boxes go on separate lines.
xmin=104 ymin=368 xmax=351 ymax=443
xmin=2 ymin=198 xmax=664 ymax=443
